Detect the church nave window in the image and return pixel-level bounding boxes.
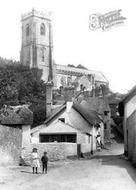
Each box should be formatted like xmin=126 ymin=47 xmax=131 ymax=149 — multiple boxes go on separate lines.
xmin=40 ymin=23 xmax=45 ymax=35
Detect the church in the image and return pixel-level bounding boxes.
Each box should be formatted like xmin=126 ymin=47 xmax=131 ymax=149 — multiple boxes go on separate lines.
xmin=20 ymin=9 xmax=108 ymax=90
xmin=19 ymin=10 xmax=110 ymax=161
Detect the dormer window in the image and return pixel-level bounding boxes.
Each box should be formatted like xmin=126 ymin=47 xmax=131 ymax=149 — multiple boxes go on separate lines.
xmin=58 ymin=118 xmax=65 ymax=123
xmin=26 ymin=24 xmax=29 ymax=36
xmin=40 ymin=23 xmax=45 ymax=35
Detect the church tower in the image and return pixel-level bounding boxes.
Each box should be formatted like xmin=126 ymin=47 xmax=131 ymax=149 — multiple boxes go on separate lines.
xmin=20 ymin=9 xmax=53 ymax=82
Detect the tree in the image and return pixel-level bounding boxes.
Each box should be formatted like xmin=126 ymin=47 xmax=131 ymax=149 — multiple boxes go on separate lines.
xmin=0 ymin=60 xmax=47 ymax=127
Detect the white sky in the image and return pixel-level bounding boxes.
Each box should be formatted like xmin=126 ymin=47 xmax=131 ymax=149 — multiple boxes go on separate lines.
xmin=0 ymin=0 xmax=135 ymax=93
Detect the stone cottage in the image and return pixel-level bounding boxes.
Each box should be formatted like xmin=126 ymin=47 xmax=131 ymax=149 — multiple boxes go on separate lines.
xmin=0 ymin=105 xmax=33 ymax=165
xmin=21 ymin=102 xmax=104 ymax=163
xmin=121 ymin=85 xmax=136 ymax=166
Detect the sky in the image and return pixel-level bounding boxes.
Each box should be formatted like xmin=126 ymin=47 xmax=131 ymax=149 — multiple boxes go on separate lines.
xmin=0 ymin=0 xmax=135 ymax=93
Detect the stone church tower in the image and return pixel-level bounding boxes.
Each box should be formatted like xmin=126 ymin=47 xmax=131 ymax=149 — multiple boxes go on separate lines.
xmin=20 ymin=9 xmax=53 ymax=82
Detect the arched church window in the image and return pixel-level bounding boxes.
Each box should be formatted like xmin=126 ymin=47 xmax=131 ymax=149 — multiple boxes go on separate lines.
xmin=40 ymin=23 xmax=45 ymax=35
xmin=41 ymin=48 xmax=45 ymax=62
xmin=26 ymin=24 xmax=29 ymax=36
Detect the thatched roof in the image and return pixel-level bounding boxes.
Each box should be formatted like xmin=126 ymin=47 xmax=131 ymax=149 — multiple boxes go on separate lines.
xmin=73 ymin=103 xmax=102 ymax=125
xmin=44 ymin=103 xmax=66 ymax=126
xmin=80 ymin=97 xmax=110 ymax=115
xmin=0 ymin=105 xmax=33 ymax=125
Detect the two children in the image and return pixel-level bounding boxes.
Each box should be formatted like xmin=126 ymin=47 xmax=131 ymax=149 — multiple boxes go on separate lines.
xmin=31 ymin=148 xmax=48 ymax=174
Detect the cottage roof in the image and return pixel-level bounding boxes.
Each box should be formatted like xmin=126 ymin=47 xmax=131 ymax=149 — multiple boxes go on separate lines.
xmin=73 ymin=103 xmax=102 ymax=125
xmin=0 ymin=105 xmax=33 ymax=125
xmin=44 ymin=103 xmax=66 ymax=126
xmin=80 ymin=97 xmax=110 ymax=115
xmin=32 ymin=100 xmax=103 ymax=135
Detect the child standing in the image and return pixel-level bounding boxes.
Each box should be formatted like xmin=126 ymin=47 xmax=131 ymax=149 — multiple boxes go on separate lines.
xmin=41 ymin=152 xmax=48 ymax=174
xmin=31 ymin=148 xmax=40 ymax=174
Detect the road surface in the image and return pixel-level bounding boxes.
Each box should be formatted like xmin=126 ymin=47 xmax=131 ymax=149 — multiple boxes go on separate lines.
xmin=0 ymin=142 xmax=136 ymax=190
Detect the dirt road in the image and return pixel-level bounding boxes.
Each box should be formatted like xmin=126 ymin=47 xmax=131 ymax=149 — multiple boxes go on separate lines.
xmin=1 ymin=142 xmax=136 ymax=190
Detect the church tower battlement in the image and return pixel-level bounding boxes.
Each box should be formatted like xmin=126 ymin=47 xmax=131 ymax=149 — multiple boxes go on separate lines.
xmin=20 ymin=9 xmax=53 ymax=83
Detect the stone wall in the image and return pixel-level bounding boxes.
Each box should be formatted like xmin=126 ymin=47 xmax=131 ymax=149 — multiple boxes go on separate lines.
xmin=21 ymin=143 xmax=77 ymax=165
xmin=0 ymin=125 xmax=22 ymax=165
xmin=21 ymin=142 xmax=93 ymax=165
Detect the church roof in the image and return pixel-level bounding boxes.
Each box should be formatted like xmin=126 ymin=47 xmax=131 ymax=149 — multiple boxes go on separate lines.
xmin=56 ymin=64 xmax=108 ymax=83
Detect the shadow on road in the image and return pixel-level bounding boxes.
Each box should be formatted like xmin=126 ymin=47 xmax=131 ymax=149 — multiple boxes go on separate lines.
xmin=91 ymin=154 xmax=136 ymax=184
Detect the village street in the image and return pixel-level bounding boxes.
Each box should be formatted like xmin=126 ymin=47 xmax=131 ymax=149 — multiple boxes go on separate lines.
xmin=0 ymin=142 xmax=136 ymax=190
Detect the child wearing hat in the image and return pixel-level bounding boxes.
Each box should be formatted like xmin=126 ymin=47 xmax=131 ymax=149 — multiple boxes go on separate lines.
xmin=31 ymin=148 xmax=40 ymax=174
xmin=41 ymin=152 xmax=48 ymax=174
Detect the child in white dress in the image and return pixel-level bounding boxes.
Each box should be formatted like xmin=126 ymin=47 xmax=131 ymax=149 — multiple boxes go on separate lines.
xmin=31 ymin=148 xmax=40 ymax=174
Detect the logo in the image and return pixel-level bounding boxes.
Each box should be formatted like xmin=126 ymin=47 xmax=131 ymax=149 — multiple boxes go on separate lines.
xmin=89 ymin=9 xmax=126 ymax=31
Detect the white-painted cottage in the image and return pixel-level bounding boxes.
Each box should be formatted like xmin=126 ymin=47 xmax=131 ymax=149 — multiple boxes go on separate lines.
xmin=21 ymin=102 xmax=104 ymax=163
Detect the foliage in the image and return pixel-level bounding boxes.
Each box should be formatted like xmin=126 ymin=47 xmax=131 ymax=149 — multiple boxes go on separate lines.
xmin=0 ymin=60 xmax=47 ymax=126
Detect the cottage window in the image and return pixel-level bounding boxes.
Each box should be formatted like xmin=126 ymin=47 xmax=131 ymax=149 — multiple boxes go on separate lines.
xmin=39 ymin=133 xmax=76 ymax=143
xmin=58 ymin=118 xmax=65 ymax=123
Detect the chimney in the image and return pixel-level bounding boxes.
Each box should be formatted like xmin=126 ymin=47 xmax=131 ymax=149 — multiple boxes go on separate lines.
xmin=63 ymin=87 xmax=75 ymax=102
xmin=45 ymin=82 xmax=53 ymax=117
